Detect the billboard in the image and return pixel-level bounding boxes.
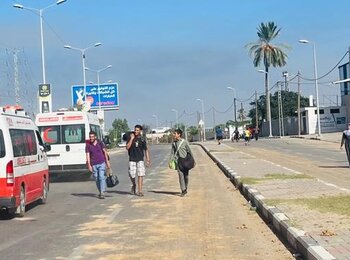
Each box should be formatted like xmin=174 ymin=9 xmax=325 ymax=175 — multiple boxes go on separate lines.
xmin=71 ymin=83 xmax=119 ymax=111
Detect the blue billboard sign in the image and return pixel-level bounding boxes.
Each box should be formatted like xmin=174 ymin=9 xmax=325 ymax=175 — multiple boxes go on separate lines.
xmin=71 ymin=83 xmax=119 ymax=110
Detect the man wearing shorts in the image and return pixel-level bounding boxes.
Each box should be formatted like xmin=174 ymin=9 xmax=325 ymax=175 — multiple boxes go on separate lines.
xmin=126 ymin=125 xmax=151 ymax=196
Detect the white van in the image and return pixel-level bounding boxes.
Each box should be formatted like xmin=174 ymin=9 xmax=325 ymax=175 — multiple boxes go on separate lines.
xmin=0 ymin=106 xmax=50 ymax=217
xmin=35 ymin=111 xmax=102 ymax=174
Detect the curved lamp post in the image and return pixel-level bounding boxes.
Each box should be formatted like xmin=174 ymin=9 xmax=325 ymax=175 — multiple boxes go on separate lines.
xmin=299 ymin=39 xmax=321 ymax=137
xmin=64 ymin=42 xmax=102 ymax=104
xmin=171 ymin=109 xmax=178 ymax=127
xmin=14 ymin=0 xmax=67 ymax=84
xmin=196 ymin=98 xmax=206 ymax=141
xmin=85 ymin=65 xmax=112 ymax=111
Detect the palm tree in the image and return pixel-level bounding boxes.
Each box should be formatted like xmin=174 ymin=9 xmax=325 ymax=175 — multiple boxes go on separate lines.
xmin=246 ymin=21 xmax=289 ymax=137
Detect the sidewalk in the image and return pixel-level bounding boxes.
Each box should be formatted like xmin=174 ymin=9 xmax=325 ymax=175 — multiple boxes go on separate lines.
xmin=291 ymin=131 xmax=343 ymax=144
xmin=199 ymin=139 xmax=350 ymax=260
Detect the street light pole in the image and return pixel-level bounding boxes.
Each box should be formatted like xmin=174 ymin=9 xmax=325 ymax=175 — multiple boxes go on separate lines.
xmin=85 ymin=65 xmax=112 ymax=111
xmin=14 ymin=0 xmax=67 ymax=84
xmin=171 ymin=109 xmax=178 ymax=126
xmin=299 ymin=39 xmax=321 ymax=137
xmin=227 ymin=87 xmax=237 ymax=128
xmin=64 ymin=43 xmax=102 ymax=105
xmin=196 ymin=98 xmax=206 ymax=141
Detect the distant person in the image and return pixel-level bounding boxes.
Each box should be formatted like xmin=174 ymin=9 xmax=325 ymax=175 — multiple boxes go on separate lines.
xmin=233 ymin=127 xmax=240 ymax=142
xmin=216 ymin=126 xmax=223 ymax=145
xmin=254 ymin=127 xmax=259 ymax=141
xmin=340 ymin=123 xmax=350 ymax=168
xmin=126 ymin=125 xmax=151 ymax=196
xmin=86 ymin=131 xmax=111 ymax=199
xmin=244 ymin=127 xmax=251 ymax=146
xmin=171 ymin=129 xmax=195 ymax=197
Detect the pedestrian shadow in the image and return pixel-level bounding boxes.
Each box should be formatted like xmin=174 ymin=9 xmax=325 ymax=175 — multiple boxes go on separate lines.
xmin=106 ymin=190 xmax=131 ymax=195
xmin=70 ymin=193 xmax=97 ymax=198
xmin=148 ymin=190 xmax=181 ymax=196
xmin=319 ymin=165 xmax=350 ymax=169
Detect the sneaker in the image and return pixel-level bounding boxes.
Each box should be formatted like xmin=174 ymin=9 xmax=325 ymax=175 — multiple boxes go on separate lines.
xmin=131 ymin=185 xmax=136 ymax=195
xmin=180 ymin=190 xmax=187 ymax=197
xmin=99 ymin=193 xmax=105 ymax=199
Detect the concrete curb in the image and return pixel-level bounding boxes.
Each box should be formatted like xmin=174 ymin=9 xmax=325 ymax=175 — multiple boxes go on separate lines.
xmin=198 ymin=143 xmax=336 ymax=260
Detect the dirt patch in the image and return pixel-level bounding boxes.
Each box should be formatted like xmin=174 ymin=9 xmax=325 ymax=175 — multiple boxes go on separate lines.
xmin=69 ymin=146 xmax=293 ymax=259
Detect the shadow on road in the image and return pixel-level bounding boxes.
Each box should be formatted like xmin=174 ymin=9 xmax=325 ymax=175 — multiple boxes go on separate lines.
xmin=148 ymin=190 xmax=181 ymax=196
xmin=50 ymin=172 xmax=93 ymax=183
xmin=70 ymin=193 xmax=97 ymax=198
xmin=319 ymin=165 xmax=350 ymax=169
xmin=106 ymin=190 xmax=131 ymax=195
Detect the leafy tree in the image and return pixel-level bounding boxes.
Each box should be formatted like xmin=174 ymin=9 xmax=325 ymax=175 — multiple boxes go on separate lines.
xmin=110 ymin=118 xmax=129 ymax=144
xmin=246 ymin=22 xmax=289 ymax=133
xmin=248 ymin=91 xmax=309 ymax=126
xmin=187 ymin=126 xmax=199 ymax=142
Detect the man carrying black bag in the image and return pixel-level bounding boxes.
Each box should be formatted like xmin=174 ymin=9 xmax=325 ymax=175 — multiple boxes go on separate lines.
xmin=171 ymin=129 xmax=195 ymax=197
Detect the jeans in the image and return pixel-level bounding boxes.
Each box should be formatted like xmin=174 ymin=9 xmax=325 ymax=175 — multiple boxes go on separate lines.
xmin=92 ymin=162 xmax=106 ymax=194
xmin=177 ymin=168 xmax=189 ymax=192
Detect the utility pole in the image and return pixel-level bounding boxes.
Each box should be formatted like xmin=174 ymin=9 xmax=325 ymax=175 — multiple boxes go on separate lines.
xmin=234 ymin=97 xmax=237 ymax=128
xmin=240 ymin=102 xmax=244 ymax=123
xmin=255 ymin=91 xmax=258 ymax=131
xmin=297 ymin=71 xmax=301 ymax=136
xmin=14 ymin=50 xmax=20 ymax=105
xmin=282 ymin=71 xmax=289 ymax=91
xmin=278 ymin=82 xmax=282 ymax=137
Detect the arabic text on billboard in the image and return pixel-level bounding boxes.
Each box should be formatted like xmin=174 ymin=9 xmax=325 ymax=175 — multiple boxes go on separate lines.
xmin=71 ymin=83 xmax=119 ymax=110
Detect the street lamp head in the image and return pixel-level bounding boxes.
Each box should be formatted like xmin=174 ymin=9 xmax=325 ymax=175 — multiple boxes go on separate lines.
xmin=196 ymin=98 xmax=201 ymax=102
xmin=299 ymin=39 xmax=310 ymax=44
xmin=63 ymin=45 xmax=72 ymax=49
xmin=56 ymin=0 xmax=67 ymax=5
xmin=257 ymin=69 xmax=267 ymax=74
xmin=106 ymin=65 xmax=112 ymax=69
xmin=94 ymin=42 xmax=102 ymax=47
xmin=13 ymin=4 xmax=24 ymax=9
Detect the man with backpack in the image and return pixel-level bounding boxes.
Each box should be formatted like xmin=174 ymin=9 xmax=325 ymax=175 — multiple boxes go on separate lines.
xmin=86 ymin=131 xmax=111 ymax=199
xmin=126 ymin=125 xmax=151 ymax=197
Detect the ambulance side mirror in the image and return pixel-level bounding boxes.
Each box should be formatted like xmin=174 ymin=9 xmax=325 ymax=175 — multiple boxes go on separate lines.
xmin=44 ymin=143 xmax=51 ymax=152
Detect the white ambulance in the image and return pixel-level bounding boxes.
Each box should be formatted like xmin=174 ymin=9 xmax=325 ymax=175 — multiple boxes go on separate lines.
xmin=0 ymin=106 xmax=50 ymax=217
xmin=35 ymin=110 xmax=102 ymax=174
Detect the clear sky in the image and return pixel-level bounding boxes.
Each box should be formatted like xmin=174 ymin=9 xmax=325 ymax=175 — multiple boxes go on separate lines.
xmin=1 ymin=0 xmax=350 ymax=130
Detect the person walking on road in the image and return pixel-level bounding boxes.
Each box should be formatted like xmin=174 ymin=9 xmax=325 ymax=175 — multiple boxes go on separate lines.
xmin=233 ymin=127 xmax=240 ymax=142
xmin=340 ymin=123 xmax=350 ymax=168
xmin=171 ymin=129 xmax=195 ymax=197
xmin=244 ymin=127 xmax=251 ymax=146
xmin=126 ymin=125 xmax=151 ymax=197
xmin=216 ymin=126 xmax=223 ymax=145
xmin=86 ymin=131 xmax=111 ymax=199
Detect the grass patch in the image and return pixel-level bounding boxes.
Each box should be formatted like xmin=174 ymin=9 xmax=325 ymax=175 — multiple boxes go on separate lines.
xmin=240 ymin=177 xmax=261 ymax=185
xmin=264 ymin=173 xmax=314 ymax=180
xmin=265 ymin=196 xmax=350 ymax=217
xmin=239 ymin=173 xmax=313 ymax=185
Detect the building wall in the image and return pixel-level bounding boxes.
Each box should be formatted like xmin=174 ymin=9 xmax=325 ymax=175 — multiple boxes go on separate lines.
xmin=259 ymin=106 xmax=346 ymax=136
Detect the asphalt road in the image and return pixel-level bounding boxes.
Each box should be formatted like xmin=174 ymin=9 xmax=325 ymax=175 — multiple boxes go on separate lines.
xmin=226 ymin=137 xmax=350 ymax=189
xmin=0 ymin=144 xmax=293 ymax=259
